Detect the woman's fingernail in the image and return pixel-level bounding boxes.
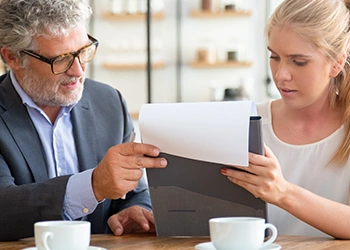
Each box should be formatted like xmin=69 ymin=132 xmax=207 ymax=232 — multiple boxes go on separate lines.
xmin=160 ymin=158 xmax=167 ymax=167
xmin=221 ymin=168 xmax=227 ymax=174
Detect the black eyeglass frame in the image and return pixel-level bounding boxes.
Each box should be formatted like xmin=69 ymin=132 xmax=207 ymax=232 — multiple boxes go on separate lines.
xmin=21 ymin=34 xmax=99 ymax=75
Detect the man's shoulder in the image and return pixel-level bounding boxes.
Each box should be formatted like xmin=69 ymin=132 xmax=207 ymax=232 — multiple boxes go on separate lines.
xmin=84 ymin=78 xmax=116 ymax=91
xmin=83 ymin=78 xmax=121 ymax=99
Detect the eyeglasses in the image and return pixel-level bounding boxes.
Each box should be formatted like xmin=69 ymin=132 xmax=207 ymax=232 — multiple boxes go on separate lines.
xmin=21 ymin=34 xmax=99 ymax=75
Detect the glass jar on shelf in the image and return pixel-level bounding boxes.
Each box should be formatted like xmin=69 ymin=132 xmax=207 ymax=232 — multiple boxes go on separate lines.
xmin=131 ymin=38 xmax=147 ymax=64
xmin=222 ymin=0 xmax=235 ymax=11
xmin=233 ymin=0 xmax=244 ymax=11
xmin=109 ymin=0 xmax=124 ymax=14
xmin=226 ymin=39 xmax=246 ymax=62
xmin=226 ymin=39 xmax=239 ymax=62
xmin=151 ymin=37 xmax=164 ymax=63
xmin=138 ymin=0 xmax=147 ymax=14
xmin=126 ymin=0 xmax=138 ymax=14
xmin=201 ymin=0 xmax=220 ymax=12
xmin=151 ymin=0 xmax=164 ymax=13
xmin=197 ymin=39 xmax=218 ymax=64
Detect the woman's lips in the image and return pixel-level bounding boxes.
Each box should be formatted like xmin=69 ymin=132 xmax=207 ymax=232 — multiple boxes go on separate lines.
xmin=281 ymin=88 xmax=295 ymax=92
xmin=279 ymin=87 xmax=297 ymax=96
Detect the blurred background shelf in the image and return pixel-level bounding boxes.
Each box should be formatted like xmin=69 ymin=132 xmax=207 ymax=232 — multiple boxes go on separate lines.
xmin=130 ymin=112 xmax=139 ymax=120
xmin=90 ymin=0 xmax=284 ymax=116
xmin=190 ymin=10 xmax=252 ymax=18
xmin=102 ymin=62 xmax=165 ymax=70
xmin=0 ymin=61 xmax=5 ymax=74
xmin=191 ymin=61 xmax=252 ymax=68
xmin=102 ymin=12 xmax=164 ymax=21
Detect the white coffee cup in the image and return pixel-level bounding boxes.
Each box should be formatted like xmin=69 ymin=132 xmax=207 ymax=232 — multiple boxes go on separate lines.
xmin=34 ymin=221 xmax=91 ymax=250
xmin=209 ymin=217 xmax=278 ymax=250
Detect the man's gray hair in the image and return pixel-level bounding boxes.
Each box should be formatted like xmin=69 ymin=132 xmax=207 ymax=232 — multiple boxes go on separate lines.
xmin=0 ymin=0 xmax=92 ymax=63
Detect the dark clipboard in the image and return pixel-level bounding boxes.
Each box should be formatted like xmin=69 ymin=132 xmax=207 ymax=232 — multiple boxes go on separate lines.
xmin=146 ymin=116 xmax=266 ymax=236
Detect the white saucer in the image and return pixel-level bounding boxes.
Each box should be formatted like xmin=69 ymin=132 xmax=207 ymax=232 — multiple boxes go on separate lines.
xmin=22 ymin=246 xmax=106 ymax=250
xmin=195 ymin=242 xmax=282 ymax=250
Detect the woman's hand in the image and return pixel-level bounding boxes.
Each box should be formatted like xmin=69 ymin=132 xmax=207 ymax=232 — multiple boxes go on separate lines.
xmin=221 ymin=145 xmax=291 ymax=206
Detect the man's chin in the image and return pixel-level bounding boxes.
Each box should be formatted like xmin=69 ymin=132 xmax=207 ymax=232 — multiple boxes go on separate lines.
xmin=58 ymin=84 xmax=84 ymax=106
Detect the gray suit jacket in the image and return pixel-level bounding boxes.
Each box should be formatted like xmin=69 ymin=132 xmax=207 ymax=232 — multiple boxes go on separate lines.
xmin=0 ymin=73 xmax=151 ymax=241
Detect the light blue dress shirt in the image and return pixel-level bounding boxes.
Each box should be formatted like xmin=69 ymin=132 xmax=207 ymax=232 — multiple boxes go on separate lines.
xmin=10 ymin=71 xmax=99 ymax=220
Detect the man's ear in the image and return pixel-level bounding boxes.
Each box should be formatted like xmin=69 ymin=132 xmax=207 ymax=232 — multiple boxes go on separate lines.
xmin=0 ymin=47 xmax=22 ymax=71
xmin=330 ymin=53 xmax=347 ymax=77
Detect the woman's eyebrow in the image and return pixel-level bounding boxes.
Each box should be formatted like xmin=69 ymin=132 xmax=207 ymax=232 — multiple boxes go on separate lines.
xmin=267 ymin=46 xmax=312 ymax=59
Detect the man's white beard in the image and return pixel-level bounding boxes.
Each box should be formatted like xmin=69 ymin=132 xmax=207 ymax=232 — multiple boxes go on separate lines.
xmin=21 ymin=70 xmax=84 ymax=107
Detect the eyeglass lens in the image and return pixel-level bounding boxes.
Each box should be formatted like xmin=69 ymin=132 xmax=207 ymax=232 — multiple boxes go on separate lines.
xmin=52 ymin=43 xmax=97 ymax=74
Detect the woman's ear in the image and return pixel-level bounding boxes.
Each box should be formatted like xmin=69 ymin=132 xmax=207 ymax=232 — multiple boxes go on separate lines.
xmin=330 ymin=53 xmax=347 ymax=77
xmin=0 ymin=47 xmax=22 ymax=71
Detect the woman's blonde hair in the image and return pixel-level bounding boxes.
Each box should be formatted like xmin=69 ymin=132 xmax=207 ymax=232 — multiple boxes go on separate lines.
xmin=266 ymin=0 xmax=350 ymax=165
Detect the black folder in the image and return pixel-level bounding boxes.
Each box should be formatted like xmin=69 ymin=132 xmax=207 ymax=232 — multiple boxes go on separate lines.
xmin=146 ymin=116 xmax=266 ymax=236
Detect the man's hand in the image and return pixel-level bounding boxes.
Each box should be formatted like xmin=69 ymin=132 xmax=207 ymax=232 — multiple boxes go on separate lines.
xmin=107 ymin=205 xmax=156 ymax=235
xmin=92 ymin=142 xmax=167 ymax=201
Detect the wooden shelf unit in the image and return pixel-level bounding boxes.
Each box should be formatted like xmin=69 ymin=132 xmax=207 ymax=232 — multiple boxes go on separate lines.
xmin=102 ymin=12 xmax=164 ymax=21
xmin=102 ymin=62 xmax=165 ymax=70
xmin=191 ymin=61 xmax=252 ymax=68
xmin=190 ymin=10 xmax=252 ymax=18
xmin=130 ymin=112 xmax=139 ymax=120
xmin=0 ymin=61 xmax=5 ymax=75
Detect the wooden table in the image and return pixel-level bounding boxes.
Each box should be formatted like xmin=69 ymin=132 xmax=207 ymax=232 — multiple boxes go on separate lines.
xmin=1 ymin=234 xmax=350 ymax=250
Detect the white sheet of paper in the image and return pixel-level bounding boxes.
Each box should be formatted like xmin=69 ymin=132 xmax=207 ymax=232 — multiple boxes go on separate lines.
xmin=139 ymin=101 xmax=257 ymax=166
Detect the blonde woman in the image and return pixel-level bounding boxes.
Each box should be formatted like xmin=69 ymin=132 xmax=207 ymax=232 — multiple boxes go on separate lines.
xmin=221 ymin=0 xmax=350 ymax=238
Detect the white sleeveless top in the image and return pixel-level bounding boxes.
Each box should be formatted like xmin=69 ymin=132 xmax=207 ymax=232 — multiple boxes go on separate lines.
xmin=257 ymin=101 xmax=350 ymax=237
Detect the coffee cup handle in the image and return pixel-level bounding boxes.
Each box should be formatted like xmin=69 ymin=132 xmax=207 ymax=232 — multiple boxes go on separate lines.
xmin=261 ymin=223 xmax=278 ymax=248
xmin=42 ymin=231 xmax=53 ymax=250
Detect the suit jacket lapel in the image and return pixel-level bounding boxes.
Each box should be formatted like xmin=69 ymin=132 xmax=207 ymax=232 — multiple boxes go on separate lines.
xmin=71 ymin=92 xmax=98 ymax=172
xmin=0 ymin=74 xmax=49 ymax=182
